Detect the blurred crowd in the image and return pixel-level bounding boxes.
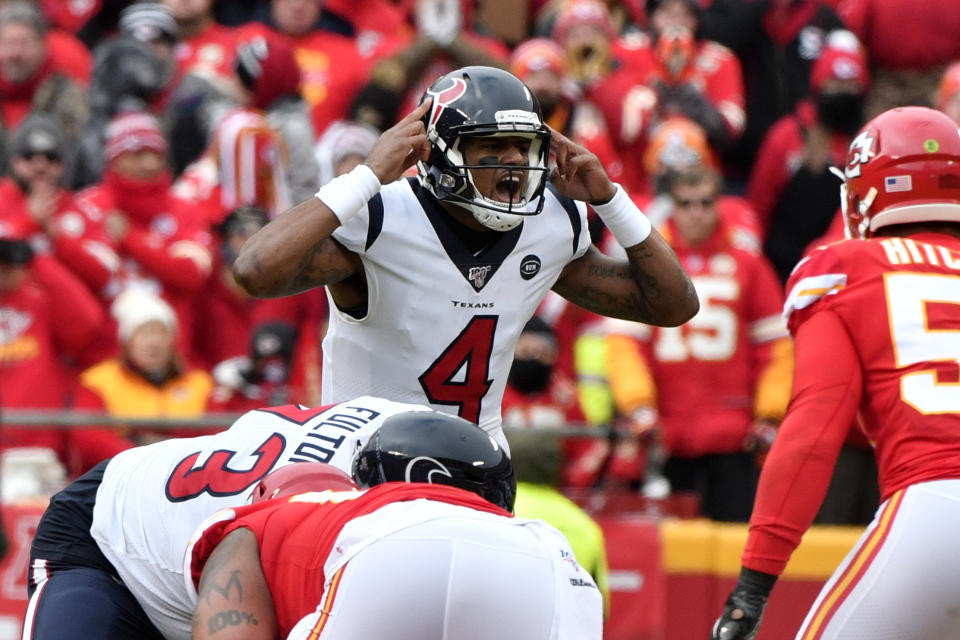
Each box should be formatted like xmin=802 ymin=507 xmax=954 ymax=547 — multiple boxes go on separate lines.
xmin=0 ymin=0 xmax=957 ymax=522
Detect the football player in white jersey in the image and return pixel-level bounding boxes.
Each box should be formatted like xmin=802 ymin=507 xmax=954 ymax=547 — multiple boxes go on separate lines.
xmin=23 ymin=397 xmax=507 ymax=640
xmin=234 ymin=66 xmax=699 ymax=446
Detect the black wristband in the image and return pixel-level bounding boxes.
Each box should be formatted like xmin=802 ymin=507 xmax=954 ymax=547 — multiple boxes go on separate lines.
xmin=737 ymin=567 xmax=778 ymax=597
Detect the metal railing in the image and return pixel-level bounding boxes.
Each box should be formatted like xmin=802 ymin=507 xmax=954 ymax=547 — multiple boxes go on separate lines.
xmin=0 ymin=409 xmax=625 ymax=438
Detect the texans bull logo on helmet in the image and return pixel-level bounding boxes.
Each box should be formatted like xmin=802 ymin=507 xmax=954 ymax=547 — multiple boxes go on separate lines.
xmin=428 ymin=77 xmax=468 ymax=127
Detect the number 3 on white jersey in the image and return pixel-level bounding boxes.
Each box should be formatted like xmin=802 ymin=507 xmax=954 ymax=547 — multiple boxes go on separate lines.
xmin=885 ymin=273 xmax=960 ymax=414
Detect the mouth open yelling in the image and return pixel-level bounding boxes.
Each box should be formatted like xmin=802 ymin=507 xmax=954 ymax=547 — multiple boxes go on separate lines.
xmin=494 ymin=171 xmax=525 ymax=205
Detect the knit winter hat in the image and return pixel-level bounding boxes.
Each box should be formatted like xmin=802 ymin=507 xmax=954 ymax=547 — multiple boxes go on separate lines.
xmin=235 ymin=33 xmax=302 ymax=111
xmin=112 ymin=289 xmax=177 ymax=342
xmin=510 ymin=38 xmax=568 ymax=79
xmin=104 ymin=111 xmax=168 ymax=162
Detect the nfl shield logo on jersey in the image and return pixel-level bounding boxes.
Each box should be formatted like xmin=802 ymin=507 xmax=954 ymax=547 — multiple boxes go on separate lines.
xmin=468 ymin=265 xmax=492 ymax=288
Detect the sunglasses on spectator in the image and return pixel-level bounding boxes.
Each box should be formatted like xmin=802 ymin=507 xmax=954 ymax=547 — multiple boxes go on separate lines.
xmin=674 ymin=196 xmax=716 ymax=208
xmin=20 ymin=150 xmax=61 ymax=162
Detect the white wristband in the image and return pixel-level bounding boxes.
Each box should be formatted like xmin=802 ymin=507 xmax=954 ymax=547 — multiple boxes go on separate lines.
xmin=314 ymin=163 xmax=382 ymax=225
xmin=591 ymin=184 xmax=652 ymax=248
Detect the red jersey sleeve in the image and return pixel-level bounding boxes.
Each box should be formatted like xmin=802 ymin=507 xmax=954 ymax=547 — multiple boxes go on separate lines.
xmin=782 ymin=242 xmax=850 ymax=337
xmin=742 ymin=309 xmax=862 ymax=576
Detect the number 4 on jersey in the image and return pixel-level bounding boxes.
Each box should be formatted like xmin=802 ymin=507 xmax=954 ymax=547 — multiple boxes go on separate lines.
xmin=419 ymin=316 xmax=497 ymax=424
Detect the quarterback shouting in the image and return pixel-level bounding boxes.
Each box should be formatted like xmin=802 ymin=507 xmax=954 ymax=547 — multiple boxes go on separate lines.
xmin=235 ymin=66 xmax=698 ymax=445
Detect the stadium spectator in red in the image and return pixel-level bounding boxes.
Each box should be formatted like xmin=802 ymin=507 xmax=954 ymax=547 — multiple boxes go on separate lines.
xmin=232 ymin=30 xmax=318 ymax=203
xmin=501 ymin=316 xmax=606 ymax=490
xmin=749 ymin=30 xmax=869 ymax=282
xmin=352 ymin=0 xmax=510 ymax=132
xmin=323 ymin=0 xmax=413 ymax=47
xmin=193 ymin=206 xmax=307 ymax=369
xmin=0 ymin=236 xmax=131 ymax=478
xmin=635 ymin=0 xmax=746 ymax=153
xmin=602 ymin=117 xmax=761 ymax=250
xmin=509 ymin=36 xmax=622 ymax=186
xmin=551 ymin=0 xmax=658 ymax=195
xmin=236 ymin=0 xmax=389 ymax=139
xmin=163 ymin=0 xmax=238 ymax=82
xmin=700 ymin=0 xmax=844 ymax=180
xmin=210 ymin=321 xmax=304 ymax=411
xmin=174 ymin=107 xmax=292 ymax=223
xmin=937 ymin=61 xmax=960 ymax=126
xmin=841 ymin=0 xmax=960 ymax=118
xmin=76 ymin=289 xmax=216 ymax=443
xmin=0 ymin=2 xmax=90 ymax=160
xmin=502 ymin=316 xmax=587 ymax=431
xmin=67 ymin=112 xmax=214 ymax=364
xmin=604 ymin=167 xmax=793 ymax=521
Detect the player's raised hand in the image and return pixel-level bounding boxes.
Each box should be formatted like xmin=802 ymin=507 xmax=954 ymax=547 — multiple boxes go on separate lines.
xmin=549 ymin=126 xmax=617 ymax=204
xmin=365 ymin=99 xmax=433 ymax=184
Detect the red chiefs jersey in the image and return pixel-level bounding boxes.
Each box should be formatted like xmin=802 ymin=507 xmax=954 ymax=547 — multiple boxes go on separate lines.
xmin=637 ymin=219 xmax=787 ymax=457
xmin=627 ymin=35 xmax=746 ymax=138
xmin=0 ymin=255 xmax=130 ymax=475
xmin=237 ymin=23 xmax=379 ymax=138
xmin=174 ymin=22 xmax=239 ymax=81
xmin=501 ymin=373 xmax=586 ymax=429
xmin=841 ymin=0 xmax=960 ymax=69
xmin=64 ymin=184 xmax=214 ymax=363
xmin=189 ymin=483 xmax=510 ymax=637
xmin=783 ymin=233 xmax=960 ymax=498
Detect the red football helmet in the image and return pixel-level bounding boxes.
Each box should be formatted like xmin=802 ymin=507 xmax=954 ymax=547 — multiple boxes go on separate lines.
xmin=841 ymin=106 xmax=960 ymax=239
xmin=251 ymin=462 xmax=357 ymax=503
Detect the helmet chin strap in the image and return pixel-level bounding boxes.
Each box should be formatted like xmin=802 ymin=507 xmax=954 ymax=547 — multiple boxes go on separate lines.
xmin=449 ymin=198 xmax=526 ymax=231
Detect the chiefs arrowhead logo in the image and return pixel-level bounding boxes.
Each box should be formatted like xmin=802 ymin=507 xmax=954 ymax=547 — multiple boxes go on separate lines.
xmin=428 ymin=77 xmax=468 ymax=126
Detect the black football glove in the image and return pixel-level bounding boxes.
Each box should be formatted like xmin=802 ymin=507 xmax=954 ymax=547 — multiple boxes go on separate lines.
xmin=711 ymin=568 xmax=777 ymax=640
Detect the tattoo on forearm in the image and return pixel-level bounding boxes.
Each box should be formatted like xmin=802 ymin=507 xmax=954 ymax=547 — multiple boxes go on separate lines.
xmin=203 ymin=570 xmax=243 ymax=606
xmin=586 ymin=264 xmax=632 ymax=280
xmin=206 ymin=610 xmax=259 ymax=635
xmin=575 ymin=286 xmax=649 ymax=318
xmin=296 ymin=239 xmax=353 ymax=286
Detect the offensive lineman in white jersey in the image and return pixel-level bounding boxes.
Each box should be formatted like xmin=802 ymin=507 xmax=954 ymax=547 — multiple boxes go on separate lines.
xmin=23 ymin=396 xmax=447 ymax=640
xmin=234 ymin=66 xmax=699 ymax=445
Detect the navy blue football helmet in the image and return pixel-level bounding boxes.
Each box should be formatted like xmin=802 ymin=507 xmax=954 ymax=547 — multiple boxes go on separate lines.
xmin=418 ymin=66 xmax=552 ymax=232
xmin=352 ymin=411 xmax=516 ymax=512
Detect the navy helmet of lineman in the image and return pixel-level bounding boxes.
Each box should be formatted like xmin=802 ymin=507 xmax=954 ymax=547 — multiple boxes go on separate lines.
xmin=417 ymin=65 xmax=552 ymax=232
xmin=352 ymin=411 xmax=517 ymax=512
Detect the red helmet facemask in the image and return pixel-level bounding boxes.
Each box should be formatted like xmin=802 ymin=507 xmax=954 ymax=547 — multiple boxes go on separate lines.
xmin=839 ymin=106 xmax=960 ymax=239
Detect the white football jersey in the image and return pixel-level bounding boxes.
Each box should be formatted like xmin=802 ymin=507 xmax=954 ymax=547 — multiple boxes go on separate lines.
xmin=89 ymin=396 xmax=431 ymax=640
xmin=327 ymin=179 xmax=591 ymax=445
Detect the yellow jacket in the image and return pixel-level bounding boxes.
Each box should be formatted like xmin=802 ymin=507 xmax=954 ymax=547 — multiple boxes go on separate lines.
xmin=80 ymin=359 xmax=213 ymax=418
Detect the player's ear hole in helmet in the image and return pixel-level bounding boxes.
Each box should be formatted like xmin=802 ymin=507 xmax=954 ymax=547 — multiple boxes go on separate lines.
xmin=417 ymin=66 xmax=552 ymax=232
xmin=351 ymin=411 xmax=517 ymax=512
